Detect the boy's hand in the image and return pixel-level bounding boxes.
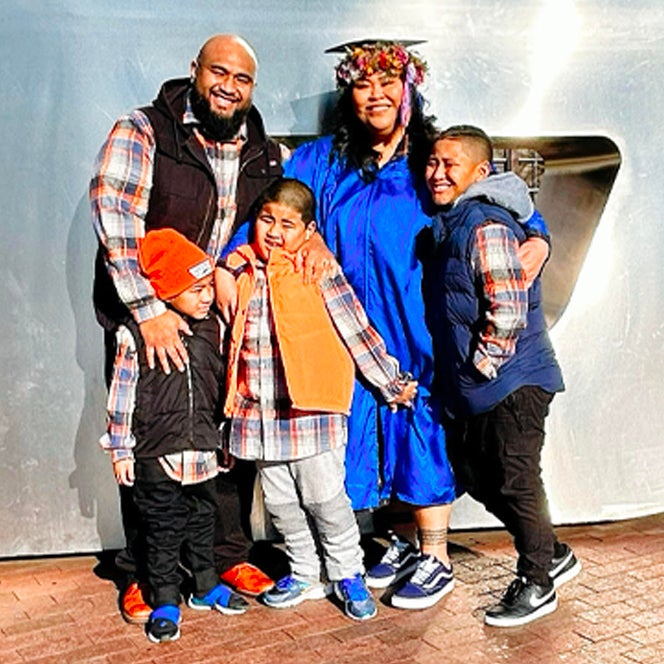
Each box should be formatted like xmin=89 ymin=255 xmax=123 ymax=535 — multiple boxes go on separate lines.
xmin=139 ymin=310 xmax=191 ymax=374
xmin=113 ymin=458 xmax=135 ymax=486
xmin=217 ymin=447 xmax=235 ymax=472
xmin=214 ymin=267 xmax=238 ymax=324
xmin=295 ymin=232 xmax=338 ymax=285
xmin=388 ymin=380 xmax=418 ymax=412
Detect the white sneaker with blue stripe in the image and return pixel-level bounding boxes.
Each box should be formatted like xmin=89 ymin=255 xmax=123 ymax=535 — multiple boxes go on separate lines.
xmin=391 ymin=554 xmax=455 ymax=609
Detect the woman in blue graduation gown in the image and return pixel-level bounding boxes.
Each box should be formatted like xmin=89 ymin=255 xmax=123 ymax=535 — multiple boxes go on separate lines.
xmin=284 ymin=41 xmax=458 ymax=609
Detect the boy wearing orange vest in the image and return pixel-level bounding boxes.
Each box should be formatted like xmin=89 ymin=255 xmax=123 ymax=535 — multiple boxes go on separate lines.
xmin=221 ymin=178 xmax=417 ymax=621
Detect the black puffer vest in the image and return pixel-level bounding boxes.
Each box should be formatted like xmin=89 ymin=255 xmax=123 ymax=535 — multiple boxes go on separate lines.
xmin=93 ymin=78 xmax=282 ymax=329
xmin=127 ymin=315 xmax=225 ymax=458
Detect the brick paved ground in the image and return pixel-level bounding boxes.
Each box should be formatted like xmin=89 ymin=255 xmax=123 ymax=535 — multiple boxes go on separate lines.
xmin=1 ymin=514 xmax=663 ymax=664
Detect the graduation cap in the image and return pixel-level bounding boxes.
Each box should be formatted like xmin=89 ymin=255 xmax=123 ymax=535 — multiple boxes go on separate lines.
xmin=324 ymin=39 xmax=426 ymax=54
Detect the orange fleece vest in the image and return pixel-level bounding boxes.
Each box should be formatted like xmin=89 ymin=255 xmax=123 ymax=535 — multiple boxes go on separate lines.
xmin=224 ymin=245 xmax=355 ymax=416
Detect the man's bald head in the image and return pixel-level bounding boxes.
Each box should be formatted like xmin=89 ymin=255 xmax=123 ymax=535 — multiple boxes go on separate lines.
xmin=196 ymin=34 xmax=258 ymax=77
xmin=190 ymin=34 xmax=258 ymax=141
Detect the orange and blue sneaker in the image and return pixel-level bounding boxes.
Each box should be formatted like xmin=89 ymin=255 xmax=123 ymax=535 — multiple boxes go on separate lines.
xmin=220 ymin=562 xmax=274 ymax=596
xmin=121 ymin=581 xmax=151 ymax=624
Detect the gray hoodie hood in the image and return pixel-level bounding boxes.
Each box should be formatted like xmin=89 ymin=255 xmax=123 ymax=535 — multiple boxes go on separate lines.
xmin=456 ymin=172 xmax=534 ymax=222
xmin=433 ymin=172 xmax=533 ymax=243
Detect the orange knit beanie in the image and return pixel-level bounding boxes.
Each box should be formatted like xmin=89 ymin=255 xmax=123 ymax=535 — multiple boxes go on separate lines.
xmin=138 ymin=228 xmax=213 ymax=300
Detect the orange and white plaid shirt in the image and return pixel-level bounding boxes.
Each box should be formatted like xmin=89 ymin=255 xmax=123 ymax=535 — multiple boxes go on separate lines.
xmin=90 ymin=93 xmax=245 ymax=323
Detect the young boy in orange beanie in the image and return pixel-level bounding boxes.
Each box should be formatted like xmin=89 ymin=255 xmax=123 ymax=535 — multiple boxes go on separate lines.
xmin=220 ymin=179 xmax=417 ymax=621
xmin=100 ymin=228 xmax=248 ymax=643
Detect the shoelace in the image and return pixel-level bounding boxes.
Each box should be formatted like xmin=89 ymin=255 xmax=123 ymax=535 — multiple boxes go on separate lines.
xmin=276 ymin=575 xmax=302 ymax=592
xmin=381 ymin=538 xmax=409 ymax=564
xmin=503 ymin=577 xmax=528 ymax=602
xmin=409 ymin=556 xmax=440 ymax=585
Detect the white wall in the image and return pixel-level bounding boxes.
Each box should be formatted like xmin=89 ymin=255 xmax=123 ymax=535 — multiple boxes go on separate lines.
xmin=1 ymin=0 xmax=662 ymax=555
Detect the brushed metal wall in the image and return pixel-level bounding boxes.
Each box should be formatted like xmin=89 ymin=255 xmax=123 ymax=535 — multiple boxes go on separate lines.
xmin=1 ymin=0 xmax=662 ymax=556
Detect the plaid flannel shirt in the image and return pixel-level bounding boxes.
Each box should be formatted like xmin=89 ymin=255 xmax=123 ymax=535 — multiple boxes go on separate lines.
xmin=229 ymin=264 xmax=404 ymax=461
xmin=99 ymin=325 xmax=220 ymax=485
xmin=90 ymin=94 xmax=244 ymax=323
xmin=471 ymin=222 xmax=528 ymax=379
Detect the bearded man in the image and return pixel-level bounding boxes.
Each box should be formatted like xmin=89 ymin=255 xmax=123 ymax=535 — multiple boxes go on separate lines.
xmin=90 ymin=34 xmax=281 ymax=623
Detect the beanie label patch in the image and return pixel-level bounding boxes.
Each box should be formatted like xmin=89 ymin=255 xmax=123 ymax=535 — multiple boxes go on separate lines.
xmin=189 ymin=259 xmax=213 ymax=280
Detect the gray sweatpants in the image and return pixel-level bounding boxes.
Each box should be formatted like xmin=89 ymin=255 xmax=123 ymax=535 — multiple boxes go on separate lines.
xmin=257 ymin=446 xmax=364 ymax=582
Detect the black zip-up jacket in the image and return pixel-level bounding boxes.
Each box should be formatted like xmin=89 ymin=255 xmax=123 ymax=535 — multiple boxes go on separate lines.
xmin=127 ymin=315 xmax=225 ymax=458
xmin=94 ymin=78 xmax=283 ymax=330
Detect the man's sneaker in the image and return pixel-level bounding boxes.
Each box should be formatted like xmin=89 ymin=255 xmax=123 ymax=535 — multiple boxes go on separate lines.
xmin=146 ymin=605 xmax=181 ymax=643
xmin=121 ymin=581 xmax=151 ymax=624
xmin=366 ymin=534 xmax=420 ymax=588
xmin=220 ymin=562 xmax=275 ymax=596
xmin=391 ymin=555 xmax=455 ymax=610
xmin=550 ymin=543 xmax=581 ymax=589
xmin=187 ymin=583 xmax=249 ymax=615
xmin=334 ymin=573 xmax=377 ymax=621
xmin=485 ymin=577 xmax=557 ymax=627
xmin=262 ymin=575 xmax=331 ymax=609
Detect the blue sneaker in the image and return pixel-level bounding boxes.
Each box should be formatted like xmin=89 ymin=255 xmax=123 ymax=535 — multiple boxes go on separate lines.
xmin=262 ymin=575 xmax=331 ymax=608
xmin=391 ymin=555 xmax=454 ymax=609
xmin=334 ymin=573 xmax=377 ymax=621
xmin=366 ymin=534 xmax=420 ymax=588
xmin=146 ymin=605 xmax=181 ymax=643
xmin=187 ymin=583 xmax=249 ymax=615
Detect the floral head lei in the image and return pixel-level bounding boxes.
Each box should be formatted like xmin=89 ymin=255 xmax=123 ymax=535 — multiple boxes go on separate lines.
xmin=334 ymin=42 xmax=428 ymax=90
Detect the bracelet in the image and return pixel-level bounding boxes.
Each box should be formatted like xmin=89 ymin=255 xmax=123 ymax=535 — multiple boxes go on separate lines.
xmin=397 ymin=371 xmax=414 ymax=383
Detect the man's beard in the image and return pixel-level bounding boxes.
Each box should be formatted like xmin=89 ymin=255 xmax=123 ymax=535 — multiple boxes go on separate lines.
xmin=190 ymin=85 xmax=250 ymax=141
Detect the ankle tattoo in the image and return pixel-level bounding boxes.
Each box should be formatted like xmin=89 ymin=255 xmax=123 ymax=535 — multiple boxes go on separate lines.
xmin=418 ymin=528 xmax=448 ymax=547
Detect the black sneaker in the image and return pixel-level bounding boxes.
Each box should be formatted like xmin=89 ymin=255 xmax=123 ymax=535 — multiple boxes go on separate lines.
xmin=549 ymin=543 xmax=581 ymax=589
xmin=485 ymin=577 xmax=557 ymax=627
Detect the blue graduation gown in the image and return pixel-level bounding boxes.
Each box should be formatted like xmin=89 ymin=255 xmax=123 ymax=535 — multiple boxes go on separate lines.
xmin=284 ymin=136 xmax=456 ymax=509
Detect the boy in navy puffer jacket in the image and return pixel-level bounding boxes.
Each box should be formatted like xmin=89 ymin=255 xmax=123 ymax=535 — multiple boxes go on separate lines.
xmin=425 ymin=125 xmax=580 ymax=628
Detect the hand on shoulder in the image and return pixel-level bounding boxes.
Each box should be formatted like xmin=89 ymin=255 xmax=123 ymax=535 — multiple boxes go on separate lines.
xmin=139 ymin=310 xmax=191 ymax=373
